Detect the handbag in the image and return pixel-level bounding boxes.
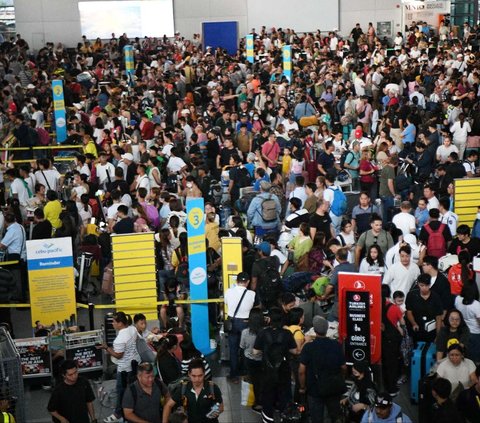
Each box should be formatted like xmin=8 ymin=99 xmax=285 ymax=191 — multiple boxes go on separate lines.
xmin=136 ymin=336 xmax=157 ymax=363
xmin=224 ymin=288 xmax=248 ymax=333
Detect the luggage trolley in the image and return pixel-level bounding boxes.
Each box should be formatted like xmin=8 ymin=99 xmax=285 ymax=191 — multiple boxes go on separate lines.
xmin=64 ymin=330 xmax=104 ymax=373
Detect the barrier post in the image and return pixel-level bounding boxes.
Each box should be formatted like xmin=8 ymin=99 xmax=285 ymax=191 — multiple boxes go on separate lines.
xmin=88 ymin=303 xmax=95 ymax=331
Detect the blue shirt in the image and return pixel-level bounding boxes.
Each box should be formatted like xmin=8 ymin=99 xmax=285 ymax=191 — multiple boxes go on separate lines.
xmin=402 ymin=123 xmax=416 ymax=144
xmin=247 ymin=192 xmax=281 ymax=229
xmin=253 ymin=174 xmax=270 ymax=191
xmin=1 ymin=222 xmax=26 ymax=260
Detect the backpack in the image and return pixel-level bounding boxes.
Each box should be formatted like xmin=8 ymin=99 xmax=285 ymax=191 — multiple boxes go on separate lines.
xmin=259 ymin=194 xmax=278 ymax=222
xmin=328 ymin=186 xmax=347 ymax=217
xmin=237 ymin=166 xmax=252 ymax=188
xmin=312 ymin=276 xmax=330 ymax=296
xmin=339 ymin=150 xmax=353 ymax=169
xmin=175 ymin=249 xmax=189 ymax=287
xmin=424 ymin=223 xmax=447 ymax=258
xmin=263 ymin=329 xmax=288 ymax=381
xmin=128 ymin=379 xmax=166 ymax=414
xmin=258 ymin=256 xmax=282 ymax=308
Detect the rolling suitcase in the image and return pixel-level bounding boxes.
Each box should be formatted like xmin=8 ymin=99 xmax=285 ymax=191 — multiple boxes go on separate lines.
xmin=410 ymin=341 xmax=436 ymax=403
xmin=219 ymin=326 xmax=230 ymax=362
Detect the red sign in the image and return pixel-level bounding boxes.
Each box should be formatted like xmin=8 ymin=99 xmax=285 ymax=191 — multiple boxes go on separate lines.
xmin=338 ymin=272 xmax=382 ymax=364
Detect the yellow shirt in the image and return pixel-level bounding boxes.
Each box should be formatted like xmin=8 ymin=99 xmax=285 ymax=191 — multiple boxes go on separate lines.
xmin=282 ymin=155 xmax=292 ymax=176
xmin=44 ymin=200 xmax=62 ymax=229
xmin=288 ymin=324 xmax=305 ymax=343
xmin=83 ymin=140 xmax=98 ymax=158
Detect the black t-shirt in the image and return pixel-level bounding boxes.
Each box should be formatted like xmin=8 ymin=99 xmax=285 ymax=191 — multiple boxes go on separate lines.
xmin=309 ymin=213 xmax=333 ymax=240
xmin=47 ymin=377 xmax=95 ymax=423
xmin=220 ymin=147 xmax=236 ymax=167
xmin=405 ymin=289 xmax=443 ymax=342
xmin=113 ymin=217 xmax=134 ymax=234
xmin=445 ymin=161 xmax=467 ymax=180
xmin=206 ymin=139 xmax=220 ymax=160
xmin=316 ymin=152 xmax=335 ymax=172
xmin=448 ymin=236 xmax=480 ymax=257
xmin=32 ymin=220 xmax=53 ymax=240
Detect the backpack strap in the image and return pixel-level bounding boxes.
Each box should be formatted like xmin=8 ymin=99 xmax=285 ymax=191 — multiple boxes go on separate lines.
xmin=395 ymin=410 xmax=403 ymax=423
xmin=424 ymin=224 xmax=433 ymax=235
xmin=337 ymin=234 xmax=345 ymax=246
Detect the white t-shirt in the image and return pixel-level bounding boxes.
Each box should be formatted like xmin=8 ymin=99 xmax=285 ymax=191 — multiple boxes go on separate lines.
xmin=167 ymin=156 xmax=187 ymax=173
xmin=289 ymin=187 xmax=308 ymax=207
xmin=107 ymin=202 xmax=125 ymax=220
xmin=113 ymin=325 xmax=141 ymax=372
xmin=383 ymin=262 xmax=421 ymax=296
xmin=135 ymin=174 xmax=150 ymax=191
xmin=392 ymin=212 xmax=416 ymax=236
xmin=96 ymin=162 xmax=116 ymax=186
xmin=271 ymin=248 xmax=287 ymax=273
xmin=426 ymin=196 xmax=440 ymax=210
xmin=10 ymin=178 xmax=30 ymax=206
xmin=436 ymin=144 xmax=458 ymax=162
xmin=34 ymin=168 xmax=60 ymax=192
xmin=455 ymin=297 xmax=480 ymax=334
xmin=436 ymin=356 xmax=476 ymax=390
xmin=224 ymin=286 xmax=256 ymax=319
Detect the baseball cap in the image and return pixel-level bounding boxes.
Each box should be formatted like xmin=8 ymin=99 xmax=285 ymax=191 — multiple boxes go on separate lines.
xmin=255 ymin=241 xmax=271 ymax=255
xmin=375 ymin=393 xmax=393 ymax=408
xmin=312 ymin=316 xmax=329 ymax=336
xmin=237 ymin=272 xmax=250 ymax=282
xmin=121 ymin=153 xmax=134 ymax=161
xmin=355 ymin=129 xmax=363 ymax=139
xmin=130 ymin=119 xmax=138 ymax=126
xmin=92 ymin=106 xmax=102 ymax=114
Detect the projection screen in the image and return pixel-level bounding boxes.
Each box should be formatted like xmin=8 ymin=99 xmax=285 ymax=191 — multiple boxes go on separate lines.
xmin=78 ymin=0 xmax=175 ymax=39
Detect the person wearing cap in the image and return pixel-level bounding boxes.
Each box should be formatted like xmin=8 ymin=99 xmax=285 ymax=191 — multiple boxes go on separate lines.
xmin=298 ymin=316 xmax=346 ymax=423
xmin=246 ymin=180 xmax=281 ymax=238
xmin=250 ymin=241 xmax=281 ymax=308
xmin=405 ymin=273 xmax=444 ymax=343
xmin=224 ymin=272 xmax=257 ymax=383
xmin=360 ymin=392 xmax=412 ymax=423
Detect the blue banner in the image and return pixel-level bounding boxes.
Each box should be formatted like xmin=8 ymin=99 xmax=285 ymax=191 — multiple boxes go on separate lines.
xmin=51 ymin=80 xmax=67 ymax=143
xmin=124 ymin=45 xmax=135 ymax=87
xmin=283 ymin=45 xmax=292 ymax=83
xmin=246 ymin=34 xmax=254 ymax=64
xmin=186 ymin=198 xmax=211 ymax=354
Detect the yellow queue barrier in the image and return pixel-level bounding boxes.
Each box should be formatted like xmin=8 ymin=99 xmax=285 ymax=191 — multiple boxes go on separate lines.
xmin=454 ymin=178 xmax=480 ymax=228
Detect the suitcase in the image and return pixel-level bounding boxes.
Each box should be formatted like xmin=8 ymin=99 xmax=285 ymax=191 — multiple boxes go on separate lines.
xmin=410 ymin=342 xmax=436 ymax=403
xmin=219 ymin=326 xmax=230 ymax=362
xmin=418 ymin=373 xmax=436 ymax=422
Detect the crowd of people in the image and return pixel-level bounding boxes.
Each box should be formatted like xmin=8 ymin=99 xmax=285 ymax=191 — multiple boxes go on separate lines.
xmin=1 ymin=14 xmax=480 ymax=423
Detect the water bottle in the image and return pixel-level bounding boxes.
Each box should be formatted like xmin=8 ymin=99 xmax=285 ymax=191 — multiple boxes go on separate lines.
xmin=206 ymin=403 xmax=220 ymax=419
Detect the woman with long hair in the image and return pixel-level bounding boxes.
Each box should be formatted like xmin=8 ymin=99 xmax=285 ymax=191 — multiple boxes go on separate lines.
xmin=288 ymin=222 xmax=313 ymax=269
xmin=77 ymin=193 xmax=92 ymax=226
xmin=359 ymin=245 xmax=385 ymax=276
xmin=133 ymin=203 xmax=151 ymax=232
xmin=455 ymin=282 xmax=480 ymax=364
xmin=240 ymin=308 xmax=265 ymax=413
xmin=156 ymin=334 xmax=182 ymax=385
xmin=308 ymin=231 xmax=327 ymax=274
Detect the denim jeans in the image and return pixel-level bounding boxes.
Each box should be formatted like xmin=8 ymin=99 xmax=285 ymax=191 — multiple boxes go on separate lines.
xmin=228 ymin=318 xmax=248 ymax=378
xmin=329 ymin=212 xmax=343 ymax=235
xmin=115 ymin=370 xmax=132 ymax=417
xmin=381 ymin=195 xmax=394 ymax=223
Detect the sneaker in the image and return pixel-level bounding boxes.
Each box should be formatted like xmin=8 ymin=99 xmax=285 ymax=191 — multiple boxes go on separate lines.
xmin=103 ymin=414 xmax=121 ymax=423
xmin=252 ymin=405 xmax=263 ymax=414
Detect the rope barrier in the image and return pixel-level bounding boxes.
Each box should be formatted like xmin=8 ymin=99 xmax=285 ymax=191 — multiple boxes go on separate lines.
xmin=0 ymin=298 xmax=225 ymax=308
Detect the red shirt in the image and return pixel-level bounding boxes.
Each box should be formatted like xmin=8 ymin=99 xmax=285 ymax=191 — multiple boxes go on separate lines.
xmin=386 ymin=300 xmax=403 ymax=327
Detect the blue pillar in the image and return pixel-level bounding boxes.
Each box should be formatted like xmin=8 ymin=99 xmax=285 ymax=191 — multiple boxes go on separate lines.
xmin=186 ymin=198 xmax=212 ymax=355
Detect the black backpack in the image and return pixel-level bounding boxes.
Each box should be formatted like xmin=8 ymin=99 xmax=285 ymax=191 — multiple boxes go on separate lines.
xmin=236 ymin=166 xmax=252 ymax=188
xmin=339 ymin=150 xmax=353 ymax=169
xmin=258 ymin=256 xmax=282 ymax=308
xmin=263 ymin=329 xmax=287 ymax=382
xmin=175 ymin=249 xmax=189 ymax=288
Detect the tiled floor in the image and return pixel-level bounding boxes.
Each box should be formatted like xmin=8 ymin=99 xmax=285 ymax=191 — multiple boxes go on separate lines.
xmin=10 ymin=307 xmax=418 ymax=423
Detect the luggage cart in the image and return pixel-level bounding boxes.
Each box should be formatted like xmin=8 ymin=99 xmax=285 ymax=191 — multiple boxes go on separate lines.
xmin=0 ymin=327 xmax=25 ymax=423
xmin=64 ymin=330 xmax=104 ymax=373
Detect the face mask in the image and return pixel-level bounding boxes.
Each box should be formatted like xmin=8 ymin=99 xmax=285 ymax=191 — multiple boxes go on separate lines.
xmin=254 ymin=116 xmax=259 ymax=120
xmin=186 ymin=182 xmax=193 ymax=188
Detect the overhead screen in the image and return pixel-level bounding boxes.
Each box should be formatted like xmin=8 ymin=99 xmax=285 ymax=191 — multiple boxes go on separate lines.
xmin=78 ymin=0 xmax=175 ymax=39
xmin=247 ymin=0 xmax=339 ymax=33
